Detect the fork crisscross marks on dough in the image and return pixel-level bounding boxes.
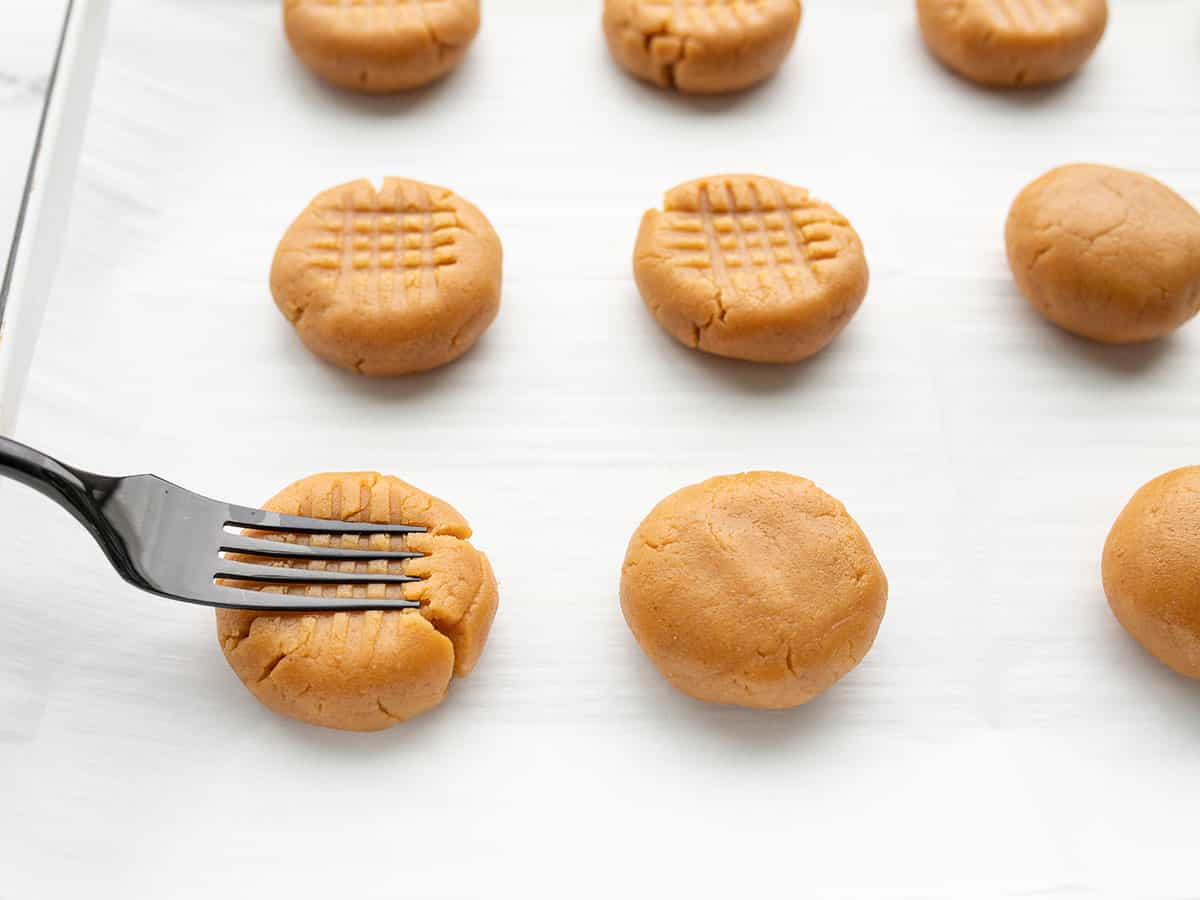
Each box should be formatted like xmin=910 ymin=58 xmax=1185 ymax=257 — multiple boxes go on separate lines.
xmin=658 ymin=178 xmax=849 ymax=304
xmin=981 ymin=0 xmax=1081 ymax=31
xmin=301 ymin=0 xmax=442 ymax=10
xmin=646 ymin=0 xmax=769 ymax=33
xmin=305 ymin=182 xmax=461 ymax=309
xmin=236 ymin=480 xmax=411 ymax=603
xmin=296 ymin=0 xmax=449 ymax=32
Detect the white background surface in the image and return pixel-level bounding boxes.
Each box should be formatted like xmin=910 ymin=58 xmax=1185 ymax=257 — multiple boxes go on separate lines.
xmin=2 ymin=1 xmax=1200 ymax=898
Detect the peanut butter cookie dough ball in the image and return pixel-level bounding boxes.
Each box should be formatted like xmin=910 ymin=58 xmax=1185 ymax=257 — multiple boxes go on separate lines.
xmin=1006 ymin=165 xmax=1200 ymax=344
xmin=283 ymin=0 xmax=480 ymax=93
xmin=1103 ymin=467 xmax=1200 ymax=679
xmin=916 ymin=0 xmax=1107 ymax=87
xmin=634 ymin=175 xmax=869 ymax=364
xmin=620 ymin=472 xmax=887 ymax=709
xmin=603 ymin=0 xmax=802 ymax=94
xmin=271 ymin=177 xmax=502 ymax=376
xmin=217 ymin=472 xmax=499 ymax=732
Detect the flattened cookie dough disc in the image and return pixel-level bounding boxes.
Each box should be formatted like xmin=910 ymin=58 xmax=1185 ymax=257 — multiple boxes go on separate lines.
xmin=620 ymin=472 xmax=888 ymax=709
xmin=603 ymin=0 xmax=802 ymax=93
xmin=634 ymin=175 xmax=869 ymax=363
xmin=216 ymin=472 xmax=499 ymax=732
xmin=283 ymin=0 xmax=481 ymax=93
xmin=271 ymin=178 xmax=502 ymax=376
xmin=1103 ymin=467 xmax=1200 ymax=679
xmin=916 ymin=0 xmax=1107 ymax=87
xmin=1006 ymin=164 xmax=1200 ymax=344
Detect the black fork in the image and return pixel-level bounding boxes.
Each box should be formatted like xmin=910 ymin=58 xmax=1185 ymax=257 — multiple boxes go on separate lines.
xmin=0 ymin=436 xmax=426 ymax=611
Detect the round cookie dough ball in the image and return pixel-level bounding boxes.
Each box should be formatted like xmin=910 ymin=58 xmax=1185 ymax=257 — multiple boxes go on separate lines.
xmin=1103 ymin=467 xmax=1200 ymax=679
xmin=620 ymin=472 xmax=888 ymax=709
xmin=216 ymin=472 xmax=499 ymax=732
xmin=1006 ymin=165 xmax=1200 ymax=344
xmin=603 ymin=0 xmax=802 ymax=94
xmin=916 ymin=0 xmax=1107 ymax=87
xmin=634 ymin=175 xmax=869 ymax=364
xmin=283 ymin=0 xmax=480 ymax=93
xmin=271 ymin=177 xmax=502 ymax=376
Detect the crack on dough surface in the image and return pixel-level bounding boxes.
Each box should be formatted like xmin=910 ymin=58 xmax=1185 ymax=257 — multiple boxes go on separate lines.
xmin=252 ymin=617 xmax=318 ymax=685
xmin=257 ymin=652 xmax=288 ymax=685
xmin=606 ymin=0 xmax=802 ymax=93
xmin=376 ymin=698 xmax=401 ymax=721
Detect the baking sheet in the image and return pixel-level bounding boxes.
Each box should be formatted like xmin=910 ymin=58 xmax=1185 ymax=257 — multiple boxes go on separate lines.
xmin=2 ymin=1 xmax=1199 ymax=897
xmin=0 ymin=0 xmax=61 ymax=260
xmin=0 ymin=0 xmax=109 ymax=432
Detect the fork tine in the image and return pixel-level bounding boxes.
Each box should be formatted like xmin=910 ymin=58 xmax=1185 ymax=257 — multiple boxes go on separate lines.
xmin=216 ymin=560 xmax=422 ymax=587
xmin=225 ymin=505 xmax=428 ymax=536
xmin=221 ymin=534 xmax=425 ymax=562
xmin=207 ymin=588 xmax=421 ymax=613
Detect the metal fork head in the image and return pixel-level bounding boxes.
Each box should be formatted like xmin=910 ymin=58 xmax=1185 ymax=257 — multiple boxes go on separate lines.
xmin=93 ymin=474 xmax=429 ymax=612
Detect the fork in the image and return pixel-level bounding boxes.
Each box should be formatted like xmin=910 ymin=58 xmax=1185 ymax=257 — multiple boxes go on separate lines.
xmin=0 ymin=436 xmax=426 ymax=611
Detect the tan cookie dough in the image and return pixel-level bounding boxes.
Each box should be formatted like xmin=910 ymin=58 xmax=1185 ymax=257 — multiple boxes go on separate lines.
xmin=916 ymin=0 xmax=1107 ymax=87
xmin=1006 ymin=164 xmax=1200 ymax=344
xmin=216 ymin=472 xmax=499 ymax=732
xmin=271 ymin=177 xmax=502 ymax=376
xmin=634 ymin=175 xmax=868 ymax=363
xmin=603 ymin=0 xmax=802 ymax=93
xmin=620 ymin=472 xmax=888 ymax=709
xmin=283 ymin=0 xmax=480 ymax=93
xmin=1103 ymin=467 xmax=1200 ymax=679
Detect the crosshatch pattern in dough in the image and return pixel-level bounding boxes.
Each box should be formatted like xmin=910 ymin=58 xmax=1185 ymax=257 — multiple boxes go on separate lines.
xmin=286 ymin=0 xmax=470 ymax=32
xmin=656 ymin=177 xmax=849 ymax=300
xmin=302 ymin=181 xmax=462 ymax=310
xmin=974 ymin=0 xmax=1090 ymax=32
xmin=637 ymin=0 xmax=779 ymax=34
xmin=604 ymin=0 xmax=802 ymax=92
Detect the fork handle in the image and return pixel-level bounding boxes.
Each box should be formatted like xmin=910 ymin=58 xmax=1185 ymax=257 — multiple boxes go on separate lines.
xmin=0 ymin=436 xmax=118 ymax=542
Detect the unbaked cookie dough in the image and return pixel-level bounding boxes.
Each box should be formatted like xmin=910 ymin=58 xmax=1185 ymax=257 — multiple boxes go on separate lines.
xmin=634 ymin=175 xmax=869 ymax=363
xmin=216 ymin=472 xmax=499 ymax=732
xmin=603 ymin=0 xmax=802 ymax=93
xmin=1006 ymin=164 xmax=1200 ymax=344
xmin=271 ymin=177 xmax=502 ymax=376
xmin=1103 ymin=467 xmax=1200 ymax=679
xmin=916 ymin=0 xmax=1107 ymax=87
xmin=620 ymin=472 xmax=887 ymax=709
xmin=283 ymin=0 xmax=481 ymax=93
